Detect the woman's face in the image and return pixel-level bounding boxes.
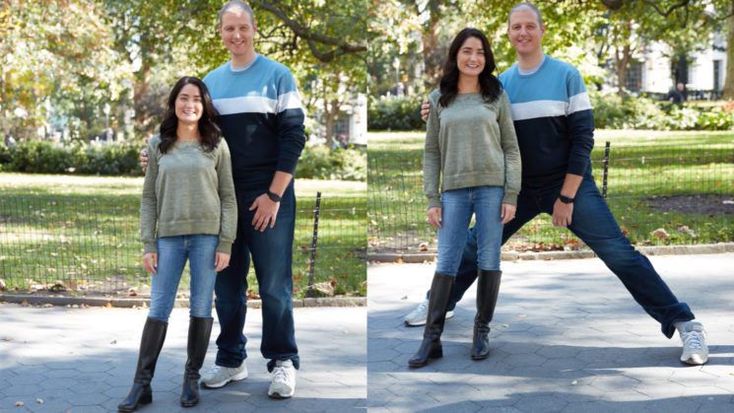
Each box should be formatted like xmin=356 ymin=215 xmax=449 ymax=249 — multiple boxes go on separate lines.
xmin=175 ymin=84 xmax=203 ymax=126
xmin=456 ymin=36 xmax=485 ymax=78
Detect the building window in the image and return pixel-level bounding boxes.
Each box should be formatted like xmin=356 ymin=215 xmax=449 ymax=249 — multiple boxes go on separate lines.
xmin=625 ymin=61 xmax=643 ymax=92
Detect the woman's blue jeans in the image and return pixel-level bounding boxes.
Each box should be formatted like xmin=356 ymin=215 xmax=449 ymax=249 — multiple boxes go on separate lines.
xmin=147 ymin=234 xmax=218 ymax=321
xmin=436 ymin=186 xmax=504 ymax=276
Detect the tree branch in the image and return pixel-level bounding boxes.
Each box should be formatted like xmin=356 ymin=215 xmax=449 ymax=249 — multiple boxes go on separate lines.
xmin=251 ymin=0 xmax=367 ymax=62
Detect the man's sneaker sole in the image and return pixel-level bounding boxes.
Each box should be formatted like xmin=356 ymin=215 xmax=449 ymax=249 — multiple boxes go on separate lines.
xmin=268 ymin=388 xmax=294 ymax=399
xmin=404 ymin=310 xmax=455 ymax=327
xmin=681 ymin=354 xmax=708 ymax=366
xmin=201 ymin=369 xmax=249 ymax=389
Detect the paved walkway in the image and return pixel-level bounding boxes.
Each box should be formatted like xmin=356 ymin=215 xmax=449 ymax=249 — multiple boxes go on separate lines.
xmin=368 ymin=253 xmax=734 ymax=412
xmin=0 ymin=305 xmax=366 ymax=412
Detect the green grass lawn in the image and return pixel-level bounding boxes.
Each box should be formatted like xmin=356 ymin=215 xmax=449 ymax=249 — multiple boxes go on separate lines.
xmin=368 ymin=130 xmax=734 ymax=253
xmin=0 ymin=173 xmax=366 ymax=297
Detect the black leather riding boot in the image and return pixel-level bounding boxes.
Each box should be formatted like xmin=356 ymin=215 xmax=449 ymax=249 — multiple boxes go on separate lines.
xmin=408 ymin=273 xmax=455 ymax=368
xmin=118 ymin=317 xmax=168 ymax=412
xmin=180 ymin=317 xmax=214 ymax=407
xmin=471 ymin=270 xmax=502 ymax=360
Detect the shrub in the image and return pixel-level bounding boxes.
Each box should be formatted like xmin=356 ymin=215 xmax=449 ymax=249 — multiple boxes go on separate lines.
xmin=590 ymin=90 xmax=733 ymax=131
xmin=296 ymin=144 xmax=366 ymax=181
xmin=696 ymin=107 xmax=734 ymax=130
xmin=5 ymin=140 xmax=143 ymax=176
xmin=368 ymin=95 xmax=424 ymax=131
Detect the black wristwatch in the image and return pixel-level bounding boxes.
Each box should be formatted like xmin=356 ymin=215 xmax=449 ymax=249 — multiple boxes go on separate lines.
xmin=266 ymin=190 xmax=282 ymax=203
xmin=558 ymin=194 xmax=575 ymax=204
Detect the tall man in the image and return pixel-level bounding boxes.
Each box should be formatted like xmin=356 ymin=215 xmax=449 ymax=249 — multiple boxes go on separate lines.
xmin=408 ymin=2 xmax=708 ymax=365
xmin=142 ymin=0 xmax=306 ymax=398
xmin=202 ymin=1 xmax=305 ymax=398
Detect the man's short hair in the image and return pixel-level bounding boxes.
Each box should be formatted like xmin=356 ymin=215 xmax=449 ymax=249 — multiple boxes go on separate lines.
xmin=217 ymin=0 xmax=255 ymax=27
xmin=508 ymin=2 xmax=544 ymax=28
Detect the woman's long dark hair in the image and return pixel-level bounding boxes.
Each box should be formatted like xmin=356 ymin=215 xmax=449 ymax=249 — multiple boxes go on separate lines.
xmin=438 ymin=28 xmax=502 ymax=108
xmin=159 ymin=76 xmax=221 ymax=154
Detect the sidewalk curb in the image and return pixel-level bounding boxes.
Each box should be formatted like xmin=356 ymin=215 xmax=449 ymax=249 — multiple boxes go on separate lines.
xmin=368 ymin=242 xmax=734 ymax=263
xmin=0 ymin=294 xmax=366 ymax=309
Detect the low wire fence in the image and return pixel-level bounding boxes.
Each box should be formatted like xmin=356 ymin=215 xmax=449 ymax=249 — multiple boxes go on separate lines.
xmin=0 ymin=193 xmax=366 ymax=297
xmin=368 ymin=139 xmax=734 ymax=255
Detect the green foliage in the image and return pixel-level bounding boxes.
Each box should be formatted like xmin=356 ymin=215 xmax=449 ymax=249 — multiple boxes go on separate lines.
xmin=590 ymin=91 xmax=734 ymax=131
xmin=368 ymin=96 xmax=424 ymax=131
xmin=4 ymin=140 xmax=142 ymax=176
xmin=296 ymin=145 xmax=366 ymax=181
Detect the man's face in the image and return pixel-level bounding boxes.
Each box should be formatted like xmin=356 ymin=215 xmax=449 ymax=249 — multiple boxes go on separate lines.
xmin=220 ymin=9 xmax=256 ymax=58
xmin=507 ymin=8 xmax=545 ymax=56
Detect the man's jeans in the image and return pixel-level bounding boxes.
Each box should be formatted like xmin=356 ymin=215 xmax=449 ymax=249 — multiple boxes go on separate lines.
xmin=436 ymin=186 xmax=504 ymax=275
xmin=440 ymin=175 xmax=694 ymax=338
xmin=148 ymin=234 xmax=218 ymax=321
xmin=214 ymin=183 xmax=299 ymax=371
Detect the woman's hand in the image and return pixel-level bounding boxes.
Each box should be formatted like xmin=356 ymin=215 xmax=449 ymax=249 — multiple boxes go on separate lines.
xmin=215 ymin=252 xmax=230 ymax=272
xmin=427 ymin=207 xmax=442 ymax=229
xmin=500 ymin=203 xmax=516 ymax=225
xmin=143 ymin=252 xmax=157 ymax=274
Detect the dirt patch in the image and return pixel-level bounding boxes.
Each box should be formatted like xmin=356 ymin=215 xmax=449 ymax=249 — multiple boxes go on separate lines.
xmin=646 ymin=194 xmax=734 ymax=215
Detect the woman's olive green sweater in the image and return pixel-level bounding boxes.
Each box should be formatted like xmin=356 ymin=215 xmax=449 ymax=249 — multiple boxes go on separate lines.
xmin=140 ymin=136 xmax=237 ymax=254
xmin=423 ymin=89 xmax=522 ymax=209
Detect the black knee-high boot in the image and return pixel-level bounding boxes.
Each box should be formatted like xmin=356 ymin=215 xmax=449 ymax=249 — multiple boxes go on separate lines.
xmin=180 ymin=317 xmax=214 ymax=407
xmin=118 ymin=318 xmax=168 ymax=412
xmin=471 ymin=270 xmax=501 ymax=360
xmin=408 ymin=273 xmax=455 ymax=368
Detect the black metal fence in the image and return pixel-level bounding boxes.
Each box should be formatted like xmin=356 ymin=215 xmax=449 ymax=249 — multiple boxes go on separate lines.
xmin=0 ymin=193 xmax=366 ymax=297
xmin=368 ymin=140 xmax=734 ymax=254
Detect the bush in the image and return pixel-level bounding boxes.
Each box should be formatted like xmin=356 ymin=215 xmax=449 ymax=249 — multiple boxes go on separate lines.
xmin=590 ymin=90 xmax=734 ymax=131
xmin=368 ymin=95 xmax=424 ymax=131
xmin=296 ymin=144 xmax=366 ymax=181
xmin=4 ymin=140 xmax=143 ymax=176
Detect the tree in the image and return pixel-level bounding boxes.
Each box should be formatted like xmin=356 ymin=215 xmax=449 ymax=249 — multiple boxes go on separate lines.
xmin=0 ymin=0 xmax=126 ymax=141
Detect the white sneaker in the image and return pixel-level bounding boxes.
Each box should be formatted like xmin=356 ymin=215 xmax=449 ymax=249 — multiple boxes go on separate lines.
xmin=679 ymin=321 xmax=709 ymax=365
xmin=201 ymin=362 xmax=248 ymax=389
xmin=268 ymin=359 xmax=296 ymax=399
xmin=403 ymin=298 xmax=455 ymax=327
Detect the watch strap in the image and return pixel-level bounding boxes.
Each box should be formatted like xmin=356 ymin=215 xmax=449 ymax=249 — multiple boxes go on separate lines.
xmin=266 ymin=190 xmax=282 ymax=203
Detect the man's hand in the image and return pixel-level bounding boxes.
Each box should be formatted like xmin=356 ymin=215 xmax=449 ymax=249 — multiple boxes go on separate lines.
xmin=139 ymin=148 xmax=149 ymax=171
xmin=214 ymin=252 xmax=230 ymax=272
xmin=552 ymin=198 xmax=574 ymax=227
xmin=143 ymin=252 xmax=157 ymax=274
xmin=427 ymin=207 xmax=442 ymax=229
xmin=500 ymin=203 xmax=516 ymax=225
xmin=249 ymin=194 xmax=280 ymax=232
xmin=420 ymin=100 xmax=431 ymax=122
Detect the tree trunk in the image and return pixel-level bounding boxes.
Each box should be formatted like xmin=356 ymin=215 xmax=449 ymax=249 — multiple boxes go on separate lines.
xmin=615 ymin=44 xmax=631 ymax=97
xmin=722 ymin=2 xmax=734 ymax=100
xmin=323 ymin=97 xmax=335 ymax=148
xmin=421 ymin=0 xmax=443 ymax=89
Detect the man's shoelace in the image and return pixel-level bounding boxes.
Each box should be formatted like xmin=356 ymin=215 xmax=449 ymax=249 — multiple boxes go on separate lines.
xmin=683 ymin=331 xmax=704 ymax=350
xmin=272 ymin=367 xmax=291 ymax=383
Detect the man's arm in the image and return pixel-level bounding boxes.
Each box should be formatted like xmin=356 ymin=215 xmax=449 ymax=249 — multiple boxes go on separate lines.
xmin=250 ymin=69 xmax=306 ymax=231
xmin=553 ymin=69 xmax=595 ymax=227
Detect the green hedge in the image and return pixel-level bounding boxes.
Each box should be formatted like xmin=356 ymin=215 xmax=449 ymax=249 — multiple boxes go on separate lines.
xmin=591 ymin=91 xmax=734 ymax=130
xmin=296 ymin=144 xmax=366 ymax=181
xmin=368 ymin=95 xmax=424 ymax=131
xmin=0 ymin=139 xmax=367 ymax=181
xmin=0 ymin=140 xmax=142 ymax=176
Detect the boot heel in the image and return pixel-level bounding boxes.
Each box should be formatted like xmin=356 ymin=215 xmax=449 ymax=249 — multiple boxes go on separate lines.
xmin=139 ymin=393 xmax=152 ymax=405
